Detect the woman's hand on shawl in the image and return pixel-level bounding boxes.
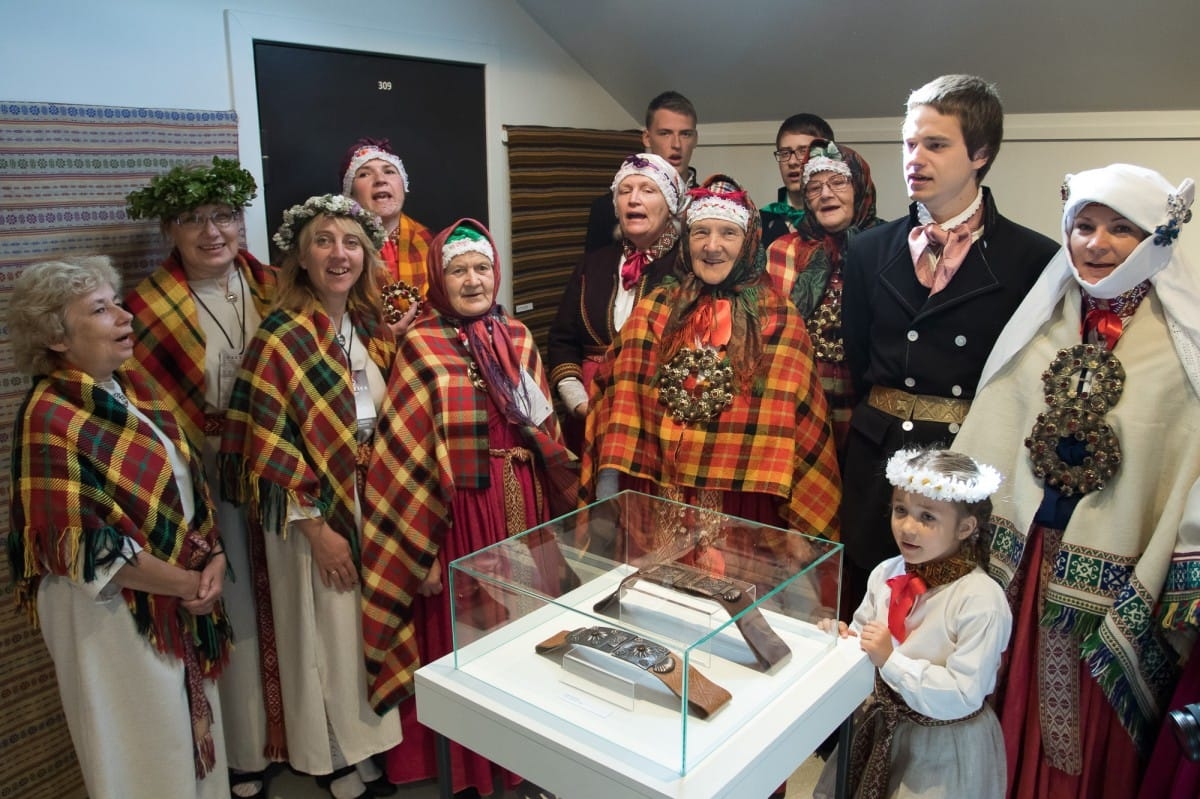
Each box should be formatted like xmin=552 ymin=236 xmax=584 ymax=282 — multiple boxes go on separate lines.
xmin=182 ymin=552 xmax=225 ymax=616
xmin=418 ymin=559 xmax=443 ymax=597
xmin=298 ymin=518 xmax=359 ymax=593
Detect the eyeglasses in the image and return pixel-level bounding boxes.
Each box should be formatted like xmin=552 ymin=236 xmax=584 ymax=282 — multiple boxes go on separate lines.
xmin=174 ymin=210 xmax=241 ymax=230
xmin=804 ymin=174 xmax=852 ymax=199
xmin=773 ymin=148 xmax=806 ymax=163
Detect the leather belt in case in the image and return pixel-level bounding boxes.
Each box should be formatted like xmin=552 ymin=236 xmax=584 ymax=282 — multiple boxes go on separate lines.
xmin=535 ymin=626 xmax=732 ymax=719
xmin=594 ymin=562 xmax=792 ymax=670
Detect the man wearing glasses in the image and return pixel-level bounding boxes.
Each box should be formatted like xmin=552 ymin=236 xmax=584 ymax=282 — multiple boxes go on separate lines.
xmin=584 ymin=90 xmax=700 ymax=252
xmin=759 ymin=113 xmax=835 ymax=248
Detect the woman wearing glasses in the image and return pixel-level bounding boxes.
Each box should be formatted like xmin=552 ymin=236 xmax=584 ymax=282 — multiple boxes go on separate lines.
xmin=766 ymin=141 xmax=883 ymax=454
xmin=547 ymin=153 xmax=686 ymax=455
xmin=126 ymin=158 xmax=279 ymax=799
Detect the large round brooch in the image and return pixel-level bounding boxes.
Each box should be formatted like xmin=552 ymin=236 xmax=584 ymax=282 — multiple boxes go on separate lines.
xmin=381 ymin=280 xmax=421 ymax=324
xmin=657 ymin=347 xmax=734 ymax=424
xmin=1023 ymin=343 xmax=1124 ymax=497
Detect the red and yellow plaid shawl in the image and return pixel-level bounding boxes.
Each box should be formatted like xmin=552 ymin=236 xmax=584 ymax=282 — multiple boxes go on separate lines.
xmin=8 ymin=368 xmax=232 ymax=770
xmin=219 ymin=307 xmax=394 ymax=551
xmin=127 ymin=249 xmax=276 ymax=445
xmin=381 ymin=213 xmax=434 ymax=291
xmin=583 ymin=283 xmax=842 ymax=538
xmin=359 ymin=312 xmax=567 ymax=712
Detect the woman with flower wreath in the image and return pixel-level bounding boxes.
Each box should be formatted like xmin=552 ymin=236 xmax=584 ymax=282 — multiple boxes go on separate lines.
xmin=125 ymin=157 xmax=280 ymax=799
xmin=582 ymin=175 xmax=841 ymax=570
xmin=765 ymin=140 xmax=884 ymax=455
xmin=220 ymin=194 xmax=400 ymax=799
xmin=953 ymin=164 xmax=1200 ymax=799
xmin=360 ymin=220 xmax=576 ymax=797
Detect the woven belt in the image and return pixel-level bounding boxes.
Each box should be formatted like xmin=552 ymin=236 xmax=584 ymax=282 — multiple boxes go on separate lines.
xmin=867 ymin=386 xmax=971 ymax=425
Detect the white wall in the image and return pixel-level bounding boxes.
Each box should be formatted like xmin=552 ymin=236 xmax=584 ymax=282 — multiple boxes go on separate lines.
xmin=0 ymin=0 xmax=638 ymax=307
xmin=698 ymin=112 xmax=1200 ymax=264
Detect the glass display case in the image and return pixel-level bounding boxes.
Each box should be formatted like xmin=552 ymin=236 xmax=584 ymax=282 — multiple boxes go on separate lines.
xmin=445 ymin=490 xmax=843 ymax=776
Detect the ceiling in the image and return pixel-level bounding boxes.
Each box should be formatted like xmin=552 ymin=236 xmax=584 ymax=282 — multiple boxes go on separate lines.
xmin=515 ymin=0 xmax=1200 ymax=123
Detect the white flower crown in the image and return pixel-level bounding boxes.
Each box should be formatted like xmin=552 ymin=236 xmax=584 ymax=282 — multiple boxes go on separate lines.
xmin=273 ymin=194 xmax=386 ymax=252
xmin=885 ymin=448 xmax=1003 ymax=503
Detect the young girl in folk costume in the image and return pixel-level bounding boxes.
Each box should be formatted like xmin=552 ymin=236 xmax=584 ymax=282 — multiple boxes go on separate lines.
xmin=817 ymin=448 xmax=1012 ymax=799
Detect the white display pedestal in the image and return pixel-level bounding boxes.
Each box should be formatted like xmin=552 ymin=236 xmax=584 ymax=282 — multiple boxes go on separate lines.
xmin=416 ymin=634 xmax=871 ymax=798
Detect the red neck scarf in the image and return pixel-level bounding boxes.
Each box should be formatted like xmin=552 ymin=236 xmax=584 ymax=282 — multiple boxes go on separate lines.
xmin=885 ymin=555 xmax=979 ymax=641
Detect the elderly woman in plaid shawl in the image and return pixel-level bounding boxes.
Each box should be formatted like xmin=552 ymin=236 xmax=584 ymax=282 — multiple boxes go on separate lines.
xmin=361 ymin=219 xmax=576 ymax=797
xmin=583 ymin=175 xmax=842 ymax=577
xmin=125 ymin=157 xmax=279 ymax=798
xmin=220 ymin=195 xmax=400 ymax=799
xmin=7 ymin=256 xmax=233 ymax=799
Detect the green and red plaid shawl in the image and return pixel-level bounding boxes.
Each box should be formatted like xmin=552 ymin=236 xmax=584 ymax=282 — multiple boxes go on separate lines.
xmin=8 ymin=368 xmax=232 ymax=772
xmin=219 ymin=306 xmax=394 ymax=552
xmin=127 ymin=249 xmax=276 ymax=445
xmin=583 ymin=283 xmax=842 ymax=538
xmin=360 ymin=311 xmax=569 ymax=712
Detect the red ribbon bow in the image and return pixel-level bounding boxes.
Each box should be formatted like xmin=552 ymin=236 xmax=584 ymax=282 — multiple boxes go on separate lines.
xmin=691 ymin=296 xmax=733 ymax=348
xmin=885 ymin=573 xmax=927 ymax=642
xmin=1082 ymin=308 xmax=1124 ymax=350
xmin=620 ymin=249 xmax=651 ymax=291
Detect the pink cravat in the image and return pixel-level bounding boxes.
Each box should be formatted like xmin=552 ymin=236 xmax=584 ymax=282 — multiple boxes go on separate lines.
xmin=907 ymin=223 xmax=974 ymax=295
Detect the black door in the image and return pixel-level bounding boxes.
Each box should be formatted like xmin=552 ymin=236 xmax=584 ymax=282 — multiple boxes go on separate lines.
xmin=254 ymin=41 xmax=488 ymax=258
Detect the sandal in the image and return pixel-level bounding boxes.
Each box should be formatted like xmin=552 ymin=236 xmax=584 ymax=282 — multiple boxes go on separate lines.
xmin=229 ymin=769 xmax=267 ymax=799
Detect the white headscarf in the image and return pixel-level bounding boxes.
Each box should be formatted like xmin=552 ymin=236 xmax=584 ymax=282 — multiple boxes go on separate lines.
xmin=977 ymin=163 xmax=1199 ymax=395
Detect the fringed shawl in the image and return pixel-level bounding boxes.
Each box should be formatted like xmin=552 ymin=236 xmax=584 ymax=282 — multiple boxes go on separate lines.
xmin=381 ymin=213 xmax=434 ymax=291
xmin=219 ymin=307 xmax=394 ymax=556
xmin=953 ymin=288 xmax=1200 ymax=752
xmin=127 ymin=249 xmax=276 ymax=444
xmin=359 ymin=311 xmax=569 ymax=712
xmin=583 ymin=283 xmax=842 ymax=538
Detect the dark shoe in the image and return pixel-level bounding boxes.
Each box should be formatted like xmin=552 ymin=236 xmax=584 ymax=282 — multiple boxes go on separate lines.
xmin=229 ymin=769 xmax=267 ymax=799
xmin=363 ymin=773 xmax=398 ymax=797
xmin=452 ymin=788 xmax=482 ymax=799
xmin=315 ymin=764 xmax=370 ymax=799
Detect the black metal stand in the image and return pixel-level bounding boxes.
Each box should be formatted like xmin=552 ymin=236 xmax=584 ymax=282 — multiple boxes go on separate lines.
xmin=834 ymin=714 xmax=854 ymax=799
xmin=436 ymin=732 xmax=453 ymax=799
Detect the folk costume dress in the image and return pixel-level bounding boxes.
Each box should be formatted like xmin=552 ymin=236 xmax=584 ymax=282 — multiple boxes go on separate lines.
xmin=127 ymin=247 xmax=281 ymax=767
xmin=361 ymin=220 xmax=576 ymax=794
xmin=9 ymin=367 xmax=233 ymax=799
xmin=220 ymin=304 xmax=400 ymax=776
xmin=953 ymin=165 xmax=1200 ymax=799
xmin=548 ymin=234 xmax=681 ymax=455
xmin=766 ymin=143 xmax=884 ymax=453
xmin=816 ymin=555 xmax=1011 ymax=799
xmin=583 ymin=182 xmax=842 ymax=562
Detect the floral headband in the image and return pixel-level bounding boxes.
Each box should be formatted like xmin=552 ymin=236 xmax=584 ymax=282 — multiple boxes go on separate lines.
xmin=342 ymin=145 xmax=410 ymax=197
xmin=442 ymin=224 xmax=495 ymax=265
xmin=610 ymin=153 xmax=687 ymax=214
xmin=802 ymin=141 xmax=852 ymax=186
xmin=273 ymin=194 xmax=387 ymax=252
xmin=686 ymin=186 xmax=751 ymax=230
xmin=886 ymin=448 xmax=1003 ymax=503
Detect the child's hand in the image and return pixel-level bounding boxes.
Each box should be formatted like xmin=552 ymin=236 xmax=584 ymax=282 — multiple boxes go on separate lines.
xmin=817 ymin=617 xmax=856 ymax=638
xmin=858 ymin=620 xmax=894 ymax=668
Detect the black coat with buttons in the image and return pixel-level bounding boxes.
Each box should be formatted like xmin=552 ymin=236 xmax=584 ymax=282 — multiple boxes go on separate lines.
xmin=838 ymin=188 xmax=1057 ymax=570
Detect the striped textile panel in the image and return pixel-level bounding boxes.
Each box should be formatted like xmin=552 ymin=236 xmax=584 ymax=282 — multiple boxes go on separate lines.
xmin=506 ymin=125 xmax=642 ymax=363
xmin=0 ymin=100 xmax=239 ymax=799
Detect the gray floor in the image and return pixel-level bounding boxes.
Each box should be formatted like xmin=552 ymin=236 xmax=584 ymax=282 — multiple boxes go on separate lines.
xmin=261 ymin=753 xmax=824 ymax=798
